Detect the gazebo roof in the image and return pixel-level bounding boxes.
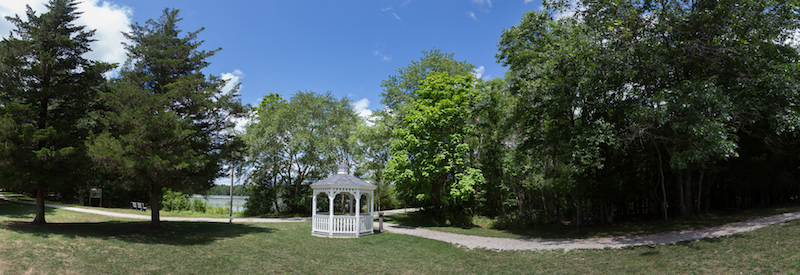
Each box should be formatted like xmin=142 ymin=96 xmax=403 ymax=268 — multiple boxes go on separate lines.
xmin=310 ymin=163 xmax=376 ymax=190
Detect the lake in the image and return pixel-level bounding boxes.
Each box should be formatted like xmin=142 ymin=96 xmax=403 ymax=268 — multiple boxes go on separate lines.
xmin=189 ymin=195 xmax=248 ymax=212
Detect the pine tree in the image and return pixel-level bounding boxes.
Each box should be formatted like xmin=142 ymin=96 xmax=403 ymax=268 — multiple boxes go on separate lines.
xmin=0 ymin=0 xmax=112 ymax=224
xmin=87 ymin=8 xmax=246 ymax=228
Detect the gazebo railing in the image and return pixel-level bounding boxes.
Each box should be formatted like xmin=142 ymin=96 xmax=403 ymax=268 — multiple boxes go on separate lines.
xmin=313 ymin=213 xmax=373 ymax=235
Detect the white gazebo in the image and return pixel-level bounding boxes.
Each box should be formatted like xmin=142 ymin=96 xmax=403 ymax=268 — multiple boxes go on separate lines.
xmin=310 ymin=163 xmax=377 ymax=238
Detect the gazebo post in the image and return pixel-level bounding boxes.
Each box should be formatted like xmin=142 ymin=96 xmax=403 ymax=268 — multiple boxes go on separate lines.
xmin=328 ymin=192 xmax=335 ymax=237
xmin=355 ymin=190 xmax=361 ymax=235
xmin=312 ymin=191 xmax=317 ymax=217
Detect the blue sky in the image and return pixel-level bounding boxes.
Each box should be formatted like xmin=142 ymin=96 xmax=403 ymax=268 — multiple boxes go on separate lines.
xmin=1 ymin=0 xmax=545 ymax=184
xmin=3 ymin=0 xmax=543 ymax=115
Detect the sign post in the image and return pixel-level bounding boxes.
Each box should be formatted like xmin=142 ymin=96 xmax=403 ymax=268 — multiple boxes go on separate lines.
xmin=90 ymin=188 xmax=102 ymax=207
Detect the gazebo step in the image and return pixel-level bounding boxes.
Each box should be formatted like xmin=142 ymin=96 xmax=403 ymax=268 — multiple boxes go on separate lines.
xmin=312 ymin=230 xmax=375 ymax=238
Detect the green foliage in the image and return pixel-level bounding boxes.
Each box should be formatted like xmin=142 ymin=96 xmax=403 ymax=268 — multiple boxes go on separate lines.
xmin=242 ymin=177 xmax=278 ymax=216
xmin=0 ymin=0 xmax=112 ymax=224
xmin=489 ymin=0 xmax=800 ymax=227
xmin=242 ymin=91 xmax=359 ymax=214
xmin=386 ymin=72 xmax=484 ymax=222
xmin=191 ymin=197 xmax=207 ymax=213
xmin=86 ymin=8 xmax=246 ymax=227
xmin=161 ymin=189 xmax=191 ymax=212
xmin=380 ymin=47 xmax=476 ymax=111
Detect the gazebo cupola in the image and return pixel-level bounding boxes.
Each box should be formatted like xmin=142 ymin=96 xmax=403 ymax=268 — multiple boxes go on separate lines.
xmin=310 ymin=162 xmax=377 ymax=238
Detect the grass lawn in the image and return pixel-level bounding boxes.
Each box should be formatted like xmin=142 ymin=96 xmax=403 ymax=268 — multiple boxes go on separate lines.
xmin=1 ymin=199 xmax=800 ymax=274
xmin=383 ymin=205 xmax=800 ymax=239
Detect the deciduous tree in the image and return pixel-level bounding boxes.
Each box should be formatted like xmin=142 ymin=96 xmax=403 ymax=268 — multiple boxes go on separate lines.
xmin=386 ymin=72 xmax=484 ymax=223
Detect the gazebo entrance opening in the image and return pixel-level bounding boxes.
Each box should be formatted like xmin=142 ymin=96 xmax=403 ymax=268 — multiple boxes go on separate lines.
xmin=310 ymin=163 xmax=376 ymax=238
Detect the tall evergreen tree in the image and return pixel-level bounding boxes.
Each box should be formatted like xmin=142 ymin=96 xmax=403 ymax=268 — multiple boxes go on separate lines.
xmin=86 ymin=8 xmax=245 ymax=228
xmin=0 ymin=0 xmax=112 ymax=224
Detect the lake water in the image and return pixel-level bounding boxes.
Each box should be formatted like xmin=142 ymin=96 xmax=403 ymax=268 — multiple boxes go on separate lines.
xmin=189 ymin=195 xmax=248 ymax=212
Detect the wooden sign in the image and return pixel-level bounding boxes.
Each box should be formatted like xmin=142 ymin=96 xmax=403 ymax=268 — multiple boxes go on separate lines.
xmin=90 ymin=188 xmax=102 ymax=207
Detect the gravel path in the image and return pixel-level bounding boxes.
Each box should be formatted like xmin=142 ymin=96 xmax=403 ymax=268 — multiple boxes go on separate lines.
xmin=382 ymin=211 xmax=800 ymax=251
xmin=3 ymin=193 xmax=798 ymax=251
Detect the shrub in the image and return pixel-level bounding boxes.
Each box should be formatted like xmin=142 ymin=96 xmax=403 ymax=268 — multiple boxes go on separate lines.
xmin=191 ymin=197 xmax=207 ymax=213
xmin=161 ymin=189 xmax=190 ymax=211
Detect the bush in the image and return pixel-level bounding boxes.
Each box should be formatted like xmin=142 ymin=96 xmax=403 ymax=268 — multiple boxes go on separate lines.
xmin=191 ymin=197 xmax=207 ymax=213
xmin=161 ymin=189 xmax=190 ymax=211
xmin=243 ymin=184 xmax=276 ymax=216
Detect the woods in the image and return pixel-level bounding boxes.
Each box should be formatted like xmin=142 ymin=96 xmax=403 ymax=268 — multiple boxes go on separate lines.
xmin=2 ymin=0 xmax=800 ymax=230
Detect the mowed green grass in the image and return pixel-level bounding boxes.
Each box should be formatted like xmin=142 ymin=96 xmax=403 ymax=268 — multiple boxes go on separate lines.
xmin=2 ymin=200 xmax=800 ymax=274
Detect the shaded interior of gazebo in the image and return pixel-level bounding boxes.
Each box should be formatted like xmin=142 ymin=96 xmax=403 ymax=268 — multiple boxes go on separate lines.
xmin=310 ymin=163 xmax=376 ymax=238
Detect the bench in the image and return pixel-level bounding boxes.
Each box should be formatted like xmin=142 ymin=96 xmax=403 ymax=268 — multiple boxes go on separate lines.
xmin=130 ymin=201 xmax=147 ymax=212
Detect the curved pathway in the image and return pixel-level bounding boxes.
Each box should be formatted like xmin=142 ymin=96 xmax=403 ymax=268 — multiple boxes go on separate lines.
xmin=382 ymin=211 xmax=800 ymax=251
xmin=3 ymin=194 xmax=799 ymax=251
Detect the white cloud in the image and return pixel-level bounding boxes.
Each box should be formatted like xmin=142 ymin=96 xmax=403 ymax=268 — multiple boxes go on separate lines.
xmin=0 ymin=1 xmax=48 ymax=37
xmin=231 ymin=113 xmax=251 ymax=134
xmin=381 ymin=6 xmax=401 ymax=20
xmin=467 ymin=11 xmax=478 ymax=21
xmin=472 ymin=0 xmax=493 ymax=8
xmin=221 ymin=69 xmax=244 ymax=93
xmin=0 ymin=0 xmax=132 ymax=66
xmin=352 ymin=98 xmax=374 ymax=126
xmin=374 ymin=50 xmax=392 ymax=62
xmin=473 ymin=66 xmax=485 ymax=79
xmin=524 ymin=0 xmax=534 ymax=3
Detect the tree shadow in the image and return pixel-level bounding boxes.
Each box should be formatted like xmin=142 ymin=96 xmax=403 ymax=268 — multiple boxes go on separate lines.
xmin=0 ymin=200 xmax=58 ymax=219
xmin=1 ymin=200 xmax=275 ymax=246
xmin=2 ymin=221 xmax=275 ymax=246
xmin=639 ymin=246 xmax=660 ymax=256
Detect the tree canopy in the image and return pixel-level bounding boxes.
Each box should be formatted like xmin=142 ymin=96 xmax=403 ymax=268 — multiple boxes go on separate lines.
xmin=86 ymin=8 xmax=245 ymax=228
xmin=0 ymin=0 xmax=112 ymax=224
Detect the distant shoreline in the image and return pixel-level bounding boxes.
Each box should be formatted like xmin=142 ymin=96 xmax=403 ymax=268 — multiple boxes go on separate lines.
xmin=190 ymin=195 xmax=250 ymax=200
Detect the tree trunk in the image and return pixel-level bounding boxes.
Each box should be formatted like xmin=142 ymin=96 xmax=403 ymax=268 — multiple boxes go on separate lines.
xmin=653 ymin=140 xmax=668 ymax=220
xmin=150 ymin=183 xmax=161 ymax=228
xmin=696 ymin=171 xmax=704 ymax=215
xmin=273 ymin=186 xmax=280 ymax=213
xmin=32 ymin=182 xmax=46 ymax=224
xmin=573 ymin=194 xmax=581 ymax=233
xmin=676 ymin=173 xmax=687 ymax=217
xmin=431 ymin=177 xmax=444 ymax=222
xmin=684 ymin=171 xmax=693 ymax=216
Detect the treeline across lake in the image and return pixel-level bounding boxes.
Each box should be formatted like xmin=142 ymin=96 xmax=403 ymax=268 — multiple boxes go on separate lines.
xmin=203 ymin=185 xmax=250 ymax=197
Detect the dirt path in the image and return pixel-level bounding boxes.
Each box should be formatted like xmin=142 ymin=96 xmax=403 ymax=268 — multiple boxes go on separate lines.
xmin=382 ymin=211 xmax=800 ymax=251
xmin=3 ymin=193 xmax=799 ymax=251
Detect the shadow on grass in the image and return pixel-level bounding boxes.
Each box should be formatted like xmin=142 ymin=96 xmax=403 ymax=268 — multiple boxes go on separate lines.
xmin=2 ymin=221 xmax=275 ymax=246
xmin=0 ymin=199 xmax=58 ymax=219
xmin=1 ymin=200 xmax=275 ymax=246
